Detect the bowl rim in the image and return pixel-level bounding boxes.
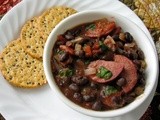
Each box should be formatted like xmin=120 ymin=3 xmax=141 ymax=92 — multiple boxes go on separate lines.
xmin=43 ymin=10 xmax=159 ymax=118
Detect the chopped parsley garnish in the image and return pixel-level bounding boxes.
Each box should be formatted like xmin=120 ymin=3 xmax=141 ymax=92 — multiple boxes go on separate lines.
xmin=104 ymin=86 xmax=118 ymax=96
xmin=96 ymin=66 xmax=112 ymax=80
xmin=59 ymin=68 xmax=73 ymax=78
xmin=99 ymin=41 xmax=108 ymax=51
xmin=85 ymin=23 xmax=96 ymax=31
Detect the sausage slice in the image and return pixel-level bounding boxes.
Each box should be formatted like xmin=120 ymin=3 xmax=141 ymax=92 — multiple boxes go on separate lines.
xmin=114 ymin=55 xmax=138 ymax=93
xmin=88 ymin=60 xmax=124 ymax=83
xmin=85 ymin=18 xmax=116 ymax=38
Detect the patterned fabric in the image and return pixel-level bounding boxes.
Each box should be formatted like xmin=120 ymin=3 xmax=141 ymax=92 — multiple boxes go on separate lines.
xmin=0 ymin=0 xmax=160 ymax=120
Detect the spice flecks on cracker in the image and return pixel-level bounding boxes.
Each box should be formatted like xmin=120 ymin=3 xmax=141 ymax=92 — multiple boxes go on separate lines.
xmin=38 ymin=6 xmax=77 ymax=40
xmin=20 ymin=17 xmax=45 ymax=60
xmin=0 ymin=39 xmax=47 ymax=88
xmin=0 ymin=6 xmax=77 ymax=88
xmin=20 ymin=7 xmax=77 ymax=60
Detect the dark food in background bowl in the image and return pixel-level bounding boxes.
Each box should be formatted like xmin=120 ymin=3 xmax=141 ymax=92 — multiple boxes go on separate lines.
xmin=51 ymin=18 xmax=146 ymax=111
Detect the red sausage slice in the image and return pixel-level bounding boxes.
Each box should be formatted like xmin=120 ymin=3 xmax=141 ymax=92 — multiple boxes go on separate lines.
xmin=85 ymin=19 xmax=116 ymax=38
xmin=114 ymin=55 xmax=138 ymax=93
xmin=11 ymin=0 xmax=21 ymax=6
xmin=0 ymin=0 xmax=7 ymax=5
xmin=88 ymin=60 xmax=124 ymax=83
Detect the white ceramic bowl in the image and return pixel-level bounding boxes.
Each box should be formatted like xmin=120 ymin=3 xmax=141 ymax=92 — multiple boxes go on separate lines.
xmin=43 ymin=11 xmax=159 ymax=118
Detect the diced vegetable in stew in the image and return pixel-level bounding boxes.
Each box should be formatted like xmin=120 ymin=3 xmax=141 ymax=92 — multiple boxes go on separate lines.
xmin=51 ymin=18 xmax=146 ymax=111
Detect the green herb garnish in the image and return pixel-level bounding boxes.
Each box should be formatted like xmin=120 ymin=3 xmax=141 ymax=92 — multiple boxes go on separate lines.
xmin=84 ymin=60 xmax=91 ymax=65
xmin=59 ymin=68 xmax=73 ymax=78
xmin=99 ymin=41 xmax=108 ymax=51
xmin=85 ymin=23 xmax=96 ymax=31
xmin=104 ymin=86 xmax=118 ymax=96
xmin=96 ymin=66 xmax=112 ymax=80
xmin=56 ymin=49 xmax=65 ymax=54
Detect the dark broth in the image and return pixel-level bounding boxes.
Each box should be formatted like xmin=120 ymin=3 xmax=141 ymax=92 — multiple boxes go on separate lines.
xmin=51 ymin=18 xmax=146 ymax=111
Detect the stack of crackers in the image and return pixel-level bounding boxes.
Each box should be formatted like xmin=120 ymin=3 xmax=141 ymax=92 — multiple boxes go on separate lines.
xmin=0 ymin=6 xmax=77 ymax=88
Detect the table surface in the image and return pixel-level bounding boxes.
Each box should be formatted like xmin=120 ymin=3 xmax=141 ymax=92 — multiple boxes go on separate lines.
xmin=0 ymin=0 xmax=160 ymax=120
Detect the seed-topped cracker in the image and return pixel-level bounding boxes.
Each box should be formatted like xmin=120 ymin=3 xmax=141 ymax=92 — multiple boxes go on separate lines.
xmin=0 ymin=38 xmax=47 ymax=88
xmin=38 ymin=6 xmax=77 ymax=40
xmin=20 ymin=17 xmax=45 ymax=60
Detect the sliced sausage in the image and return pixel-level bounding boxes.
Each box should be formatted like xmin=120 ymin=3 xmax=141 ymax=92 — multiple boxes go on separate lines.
xmin=88 ymin=60 xmax=124 ymax=83
xmin=85 ymin=18 xmax=116 ymax=38
xmin=0 ymin=0 xmax=7 ymax=5
xmin=0 ymin=5 xmax=7 ymax=15
xmin=114 ymin=55 xmax=138 ymax=93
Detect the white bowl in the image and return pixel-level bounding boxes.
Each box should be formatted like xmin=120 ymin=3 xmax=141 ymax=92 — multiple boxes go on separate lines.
xmin=43 ymin=11 xmax=159 ymax=118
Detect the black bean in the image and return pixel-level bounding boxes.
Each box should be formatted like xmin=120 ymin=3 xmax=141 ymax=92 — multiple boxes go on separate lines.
xmin=112 ymin=34 xmax=120 ymax=41
xmin=124 ymin=96 xmax=135 ymax=104
xmin=64 ymin=88 xmax=73 ymax=97
xmin=137 ymin=49 xmax=145 ymax=60
xmin=81 ymin=87 xmax=92 ymax=95
xmin=123 ymin=51 xmax=130 ymax=58
xmin=129 ymin=51 xmax=138 ymax=60
xmin=111 ymin=96 xmax=125 ymax=107
xmin=111 ymin=96 xmax=120 ymax=104
xmin=75 ymin=50 xmax=84 ymax=58
xmin=90 ymin=82 xmax=98 ymax=89
xmin=100 ymin=51 xmax=114 ymax=61
xmin=140 ymin=77 xmax=145 ymax=86
xmin=65 ymin=34 xmax=74 ymax=40
xmin=116 ymin=41 xmax=124 ymax=49
xmin=83 ymin=95 xmax=95 ymax=102
xmin=59 ymin=52 xmax=69 ymax=62
xmin=125 ymin=32 xmax=133 ymax=43
xmin=56 ymin=76 xmax=70 ymax=86
xmin=71 ymin=76 xmax=88 ymax=85
xmin=65 ymin=30 xmax=74 ymax=36
xmin=69 ymin=83 xmax=80 ymax=92
xmin=116 ymin=78 xmax=126 ymax=87
xmin=73 ymin=28 xmax=82 ymax=36
xmin=116 ymin=48 xmax=124 ymax=54
xmin=133 ymin=60 xmax=141 ymax=69
xmin=92 ymin=101 xmax=102 ymax=111
xmin=139 ymin=68 xmax=145 ymax=74
xmin=56 ymin=40 xmax=66 ymax=46
xmin=73 ymin=93 xmax=82 ymax=103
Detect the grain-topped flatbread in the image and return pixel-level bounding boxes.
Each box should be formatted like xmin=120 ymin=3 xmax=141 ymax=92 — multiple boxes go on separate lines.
xmin=0 ymin=38 xmax=47 ymax=88
xmin=0 ymin=6 xmax=77 ymax=88
xmin=38 ymin=6 xmax=77 ymax=40
xmin=20 ymin=17 xmax=45 ymax=60
xmin=20 ymin=7 xmax=76 ymax=60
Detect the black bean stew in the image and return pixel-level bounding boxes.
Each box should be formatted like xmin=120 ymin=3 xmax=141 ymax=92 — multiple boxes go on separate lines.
xmin=51 ymin=18 xmax=146 ymax=111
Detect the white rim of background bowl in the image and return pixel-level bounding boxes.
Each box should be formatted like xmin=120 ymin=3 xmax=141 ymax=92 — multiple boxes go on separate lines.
xmin=43 ymin=10 xmax=159 ymax=118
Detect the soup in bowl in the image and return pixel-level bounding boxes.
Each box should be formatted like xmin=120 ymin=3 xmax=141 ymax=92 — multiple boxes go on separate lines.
xmin=43 ymin=11 xmax=158 ymax=118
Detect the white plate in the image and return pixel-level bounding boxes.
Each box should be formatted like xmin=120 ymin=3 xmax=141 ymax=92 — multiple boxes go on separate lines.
xmin=0 ymin=0 xmax=156 ymax=120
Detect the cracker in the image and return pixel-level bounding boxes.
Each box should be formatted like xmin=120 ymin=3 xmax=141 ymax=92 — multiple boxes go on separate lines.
xmin=20 ymin=17 xmax=45 ymax=60
xmin=38 ymin=6 xmax=77 ymax=40
xmin=0 ymin=38 xmax=47 ymax=88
